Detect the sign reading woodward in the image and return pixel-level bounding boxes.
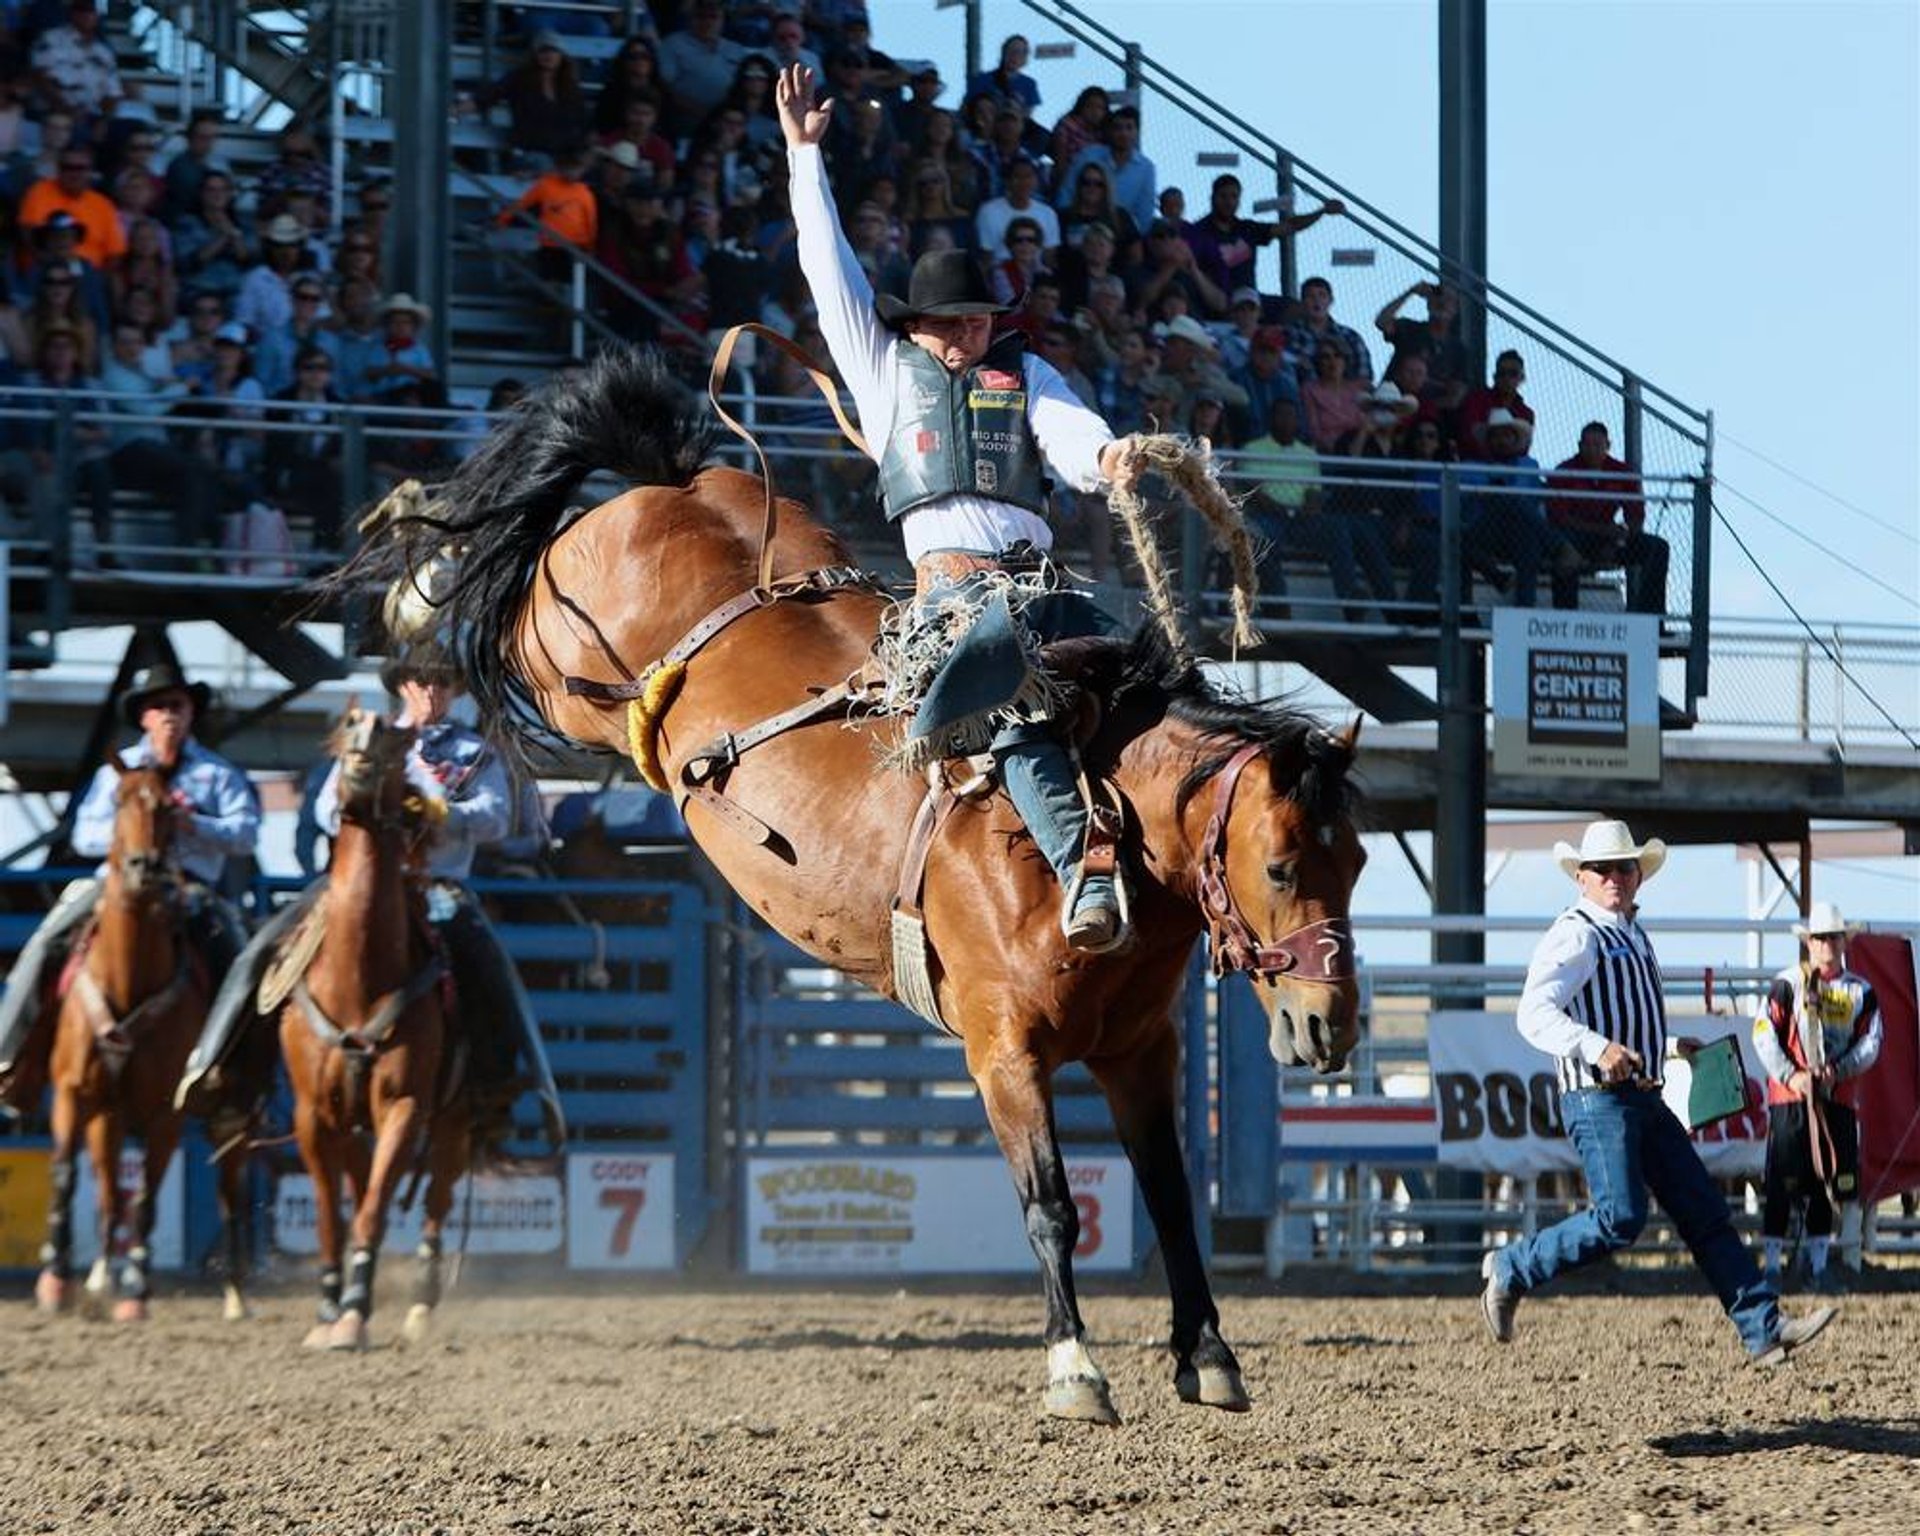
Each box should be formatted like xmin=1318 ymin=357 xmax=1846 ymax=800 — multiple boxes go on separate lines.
xmin=1491 ymin=609 xmax=1661 ymax=781
xmin=1427 ymin=1012 xmax=1766 ymax=1178
xmin=744 ymin=1155 xmax=1133 ymax=1275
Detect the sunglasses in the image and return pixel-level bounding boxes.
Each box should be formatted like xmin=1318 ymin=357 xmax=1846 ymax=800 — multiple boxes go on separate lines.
xmin=43 ymin=275 xmax=75 ymax=286
xmin=1581 ymin=860 xmax=1640 ymax=877
xmin=1009 ymin=234 xmax=1039 ymax=244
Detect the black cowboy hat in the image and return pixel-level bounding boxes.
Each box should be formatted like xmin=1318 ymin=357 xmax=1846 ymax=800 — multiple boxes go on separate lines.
xmin=380 ymin=646 xmax=464 ymax=696
xmin=120 ymin=663 xmax=211 ymax=727
xmin=874 ymin=250 xmax=1010 ymax=327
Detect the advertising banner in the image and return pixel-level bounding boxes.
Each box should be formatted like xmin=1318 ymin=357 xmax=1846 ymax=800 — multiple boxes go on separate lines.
xmin=1491 ymin=609 xmax=1661 ymax=781
xmin=744 ymin=1155 xmax=1133 ymax=1275
xmin=565 ymin=1152 xmax=677 ymax=1270
xmin=0 ymin=1148 xmax=51 ymax=1268
xmin=273 ymin=1172 xmax=564 ymax=1256
xmin=1428 ymin=1012 xmax=1767 ymax=1178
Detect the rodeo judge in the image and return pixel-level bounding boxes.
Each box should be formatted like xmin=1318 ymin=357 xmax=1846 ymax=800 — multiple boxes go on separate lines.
xmin=180 ymin=650 xmax=564 ymax=1153
xmin=1753 ymin=900 xmax=1881 ymax=1292
xmin=1478 ymin=820 xmax=1838 ymax=1367
xmin=0 ymin=664 xmax=258 ymax=1115
xmin=777 ymin=62 xmax=1148 ymax=953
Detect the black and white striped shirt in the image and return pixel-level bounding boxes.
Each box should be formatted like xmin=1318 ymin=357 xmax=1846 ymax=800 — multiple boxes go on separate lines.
xmin=1518 ymin=900 xmax=1668 ymax=1094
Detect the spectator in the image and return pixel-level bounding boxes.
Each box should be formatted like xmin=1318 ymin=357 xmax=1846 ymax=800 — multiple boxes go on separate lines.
xmin=847 ymin=199 xmax=910 ymax=300
xmin=823 ymin=81 xmax=895 ymax=198
xmin=471 ymin=32 xmax=590 ymax=167
xmin=114 ymin=283 xmax=173 ymax=378
xmin=1217 ymin=285 xmax=1263 ymax=372
xmin=20 ymin=142 xmax=125 ymax=269
xmin=1058 ymin=104 xmax=1154 ymax=236
xmin=1458 ymin=347 xmax=1536 ymax=459
xmin=367 ymin=377 xmax=456 ymax=489
xmin=1236 ymin=323 xmax=1300 ymax=432
xmin=171 ymin=170 xmax=255 ymax=303
xmin=901 ymin=159 xmax=971 ymax=259
xmin=1375 ymin=280 xmax=1469 ymax=403
xmin=1057 ymin=159 xmax=1138 ymax=252
xmin=835 ymin=13 xmax=907 ymax=100
xmin=233 ymin=213 xmax=311 ymax=340
xmin=94 ymin=320 xmax=229 ymax=565
xmin=606 ymin=183 xmax=702 ymax=337
xmin=111 ymin=123 xmax=162 ymax=188
xmin=968 ymin=34 xmax=1040 ymax=115
xmin=1385 ymin=352 xmax=1447 ymax=441
xmin=601 ymin=92 xmax=675 ymax=185
xmin=24 ymin=258 xmax=100 ymax=371
xmin=498 ymin=145 xmax=597 ymax=284
xmin=325 ymin=277 xmax=383 ymax=397
xmin=892 ymin=63 xmax=946 ymax=154
xmin=592 ymin=35 xmax=664 ymax=136
xmin=11 ymin=104 xmax=74 ymax=196
xmin=1131 ymin=219 xmax=1225 ymax=331
xmin=1056 ymin=219 xmax=1120 ymax=317
xmin=1158 ymin=185 xmax=1186 ymax=225
xmin=702 ymin=204 xmax=772 ymax=333
xmin=657 ymin=0 xmax=747 ymax=129
xmin=109 ymin=213 xmax=175 ymax=324
xmin=253 ymin=272 xmax=334 ymax=397
xmin=764 ymin=12 xmax=823 ymax=82
xmin=1186 ymin=387 xmax=1235 ymax=450
xmin=1001 ymin=269 xmax=1063 ymax=346
xmin=109 ymin=164 xmax=166 ymax=244
xmin=254 ymin=120 xmax=333 ymax=224
xmin=31 ymin=2 xmax=122 ymax=126
xmin=1157 ymin=312 xmax=1247 ymax=415
xmin=1095 ymin=326 xmax=1156 ymax=436
xmin=0 ymin=70 xmax=37 ymax=179
xmin=353 ymin=180 xmax=395 ymax=257
xmin=1299 ymin=340 xmax=1366 ymax=453
xmin=974 ymin=99 xmax=1037 ymax=198
xmin=1547 ymin=421 xmax=1670 ymax=615
xmin=169 ymin=289 xmax=228 ymax=391
xmin=24 ymin=209 xmax=111 ymax=333
xmin=1048 ymin=86 xmax=1108 ymax=190
xmin=723 ymin=53 xmax=784 ymax=157
xmin=1285 ymin=274 xmax=1373 ymax=385
xmin=1386 ymin=415 xmax=1449 ymax=618
xmin=349 ymin=293 xmax=436 ymax=401
xmin=1460 ymin=407 xmax=1573 ymax=609
xmin=1183 ymin=173 xmax=1344 ymax=316
xmin=909 ymin=107 xmax=983 ymax=213
xmin=263 ymin=344 xmax=345 ymax=549
xmin=329 ymin=223 xmax=383 ymax=300
xmin=179 ymin=321 xmax=267 ymax=492
xmin=975 ymin=155 xmax=1059 ymax=259
xmin=160 ymin=107 xmax=228 ymax=220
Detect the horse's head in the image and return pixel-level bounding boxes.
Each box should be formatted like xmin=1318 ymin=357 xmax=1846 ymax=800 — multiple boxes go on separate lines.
xmin=106 ymin=758 xmax=181 ymax=899
xmin=329 ymin=705 xmax=420 ymax=832
xmin=1193 ymin=722 xmax=1367 ymax=1074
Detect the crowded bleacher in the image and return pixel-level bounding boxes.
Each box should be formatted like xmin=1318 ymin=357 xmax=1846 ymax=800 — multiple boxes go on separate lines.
xmin=0 ymin=0 xmax=1669 ymax=620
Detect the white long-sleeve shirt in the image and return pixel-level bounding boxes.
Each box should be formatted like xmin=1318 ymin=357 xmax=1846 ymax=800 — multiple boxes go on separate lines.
xmin=788 ymin=142 xmax=1114 ymax=562
xmin=1517 ymin=898 xmax=1665 ymax=1076
xmin=315 ymin=718 xmax=508 ymax=881
xmin=72 ymin=738 xmax=260 ymax=885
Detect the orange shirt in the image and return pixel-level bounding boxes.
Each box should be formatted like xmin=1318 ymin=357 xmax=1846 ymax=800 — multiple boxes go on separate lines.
xmin=499 ymin=174 xmax=597 ymax=253
xmin=18 ymin=181 xmax=127 ymax=268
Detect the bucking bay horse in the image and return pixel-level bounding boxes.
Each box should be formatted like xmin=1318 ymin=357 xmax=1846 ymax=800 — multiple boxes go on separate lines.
xmin=356 ymin=348 xmax=1365 ymax=1422
xmin=281 ymin=708 xmax=471 ymax=1350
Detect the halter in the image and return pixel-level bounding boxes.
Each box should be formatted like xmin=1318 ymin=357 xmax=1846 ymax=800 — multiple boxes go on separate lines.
xmin=1196 ymin=742 xmax=1356 ymax=984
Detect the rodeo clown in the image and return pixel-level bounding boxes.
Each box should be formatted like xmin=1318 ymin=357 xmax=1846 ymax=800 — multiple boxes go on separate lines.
xmin=0 ymin=664 xmax=258 ymax=1116
xmin=183 ymin=649 xmax=563 ymax=1153
xmin=777 ymin=63 xmax=1148 ymax=953
xmin=1752 ymin=900 xmax=1881 ymax=1292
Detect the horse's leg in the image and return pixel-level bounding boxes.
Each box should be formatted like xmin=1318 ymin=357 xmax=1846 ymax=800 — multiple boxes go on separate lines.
xmin=974 ymin=1047 xmax=1117 ymax=1425
xmin=329 ymin=1096 xmax=424 ymax=1351
xmin=81 ymin=1106 xmax=124 ymax=1317
xmin=1090 ymin=1028 xmax=1249 ymax=1412
xmin=295 ymin=1099 xmax=346 ymax=1347
xmin=403 ymin=1110 xmax=469 ymax=1345
xmin=215 ymin=1141 xmax=253 ymax=1322
xmin=36 ymin=1085 xmax=81 ymax=1312
xmin=114 ymin=1119 xmax=181 ymax=1322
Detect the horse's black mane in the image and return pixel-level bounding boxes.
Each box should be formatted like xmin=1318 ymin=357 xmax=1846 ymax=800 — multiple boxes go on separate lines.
xmin=1101 ymin=626 xmax=1360 ymax=827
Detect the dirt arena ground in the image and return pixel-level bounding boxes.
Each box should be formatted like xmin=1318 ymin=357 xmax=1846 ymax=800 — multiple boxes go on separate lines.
xmin=5 ymin=1275 xmax=1918 ymax=1536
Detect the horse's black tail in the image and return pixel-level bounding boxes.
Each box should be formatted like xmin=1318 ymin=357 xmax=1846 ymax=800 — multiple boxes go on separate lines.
xmin=329 ymin=345 xmax=719 ymax=737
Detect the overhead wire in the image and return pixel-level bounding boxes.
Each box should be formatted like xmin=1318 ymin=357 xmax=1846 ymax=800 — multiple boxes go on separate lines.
xmin=1713 ymin=477 xmax=1916 ymax=611
xmin=1716 ymin=432 xmax=1920 ymax=549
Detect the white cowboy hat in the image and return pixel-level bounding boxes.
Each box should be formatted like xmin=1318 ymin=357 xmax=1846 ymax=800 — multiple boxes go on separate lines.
xmin=1364 ymin=381 xmax=1417 ymax=416
xmin=1159 ymin=314 xmax=1218 ymax=352
xmin=1792 ymin=900 xmax=1861 ymax=939
xmin=1553 ymin=819 xmax=1667 ymax=881
xmin=1485 ymin=405 xmax=1533 ymax=440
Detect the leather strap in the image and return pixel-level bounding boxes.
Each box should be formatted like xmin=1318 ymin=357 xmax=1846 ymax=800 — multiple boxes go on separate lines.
xmin=893 ymin=777 xmax=958 ymax=922
xmin=709 ymin=323 xmax=872 ymax=590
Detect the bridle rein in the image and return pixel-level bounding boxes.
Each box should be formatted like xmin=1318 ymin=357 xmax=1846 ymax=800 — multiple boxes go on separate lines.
xmin=1196 ymin=742 xmax=1356 ymax=985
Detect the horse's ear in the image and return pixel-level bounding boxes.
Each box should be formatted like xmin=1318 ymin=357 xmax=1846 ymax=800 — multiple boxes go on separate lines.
xmin=1339 ymin=716 xmax=1363 ymax=754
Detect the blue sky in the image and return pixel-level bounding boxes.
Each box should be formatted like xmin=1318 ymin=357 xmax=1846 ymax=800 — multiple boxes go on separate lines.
xmin=950 ymin=1 xmax=1919 ymax=941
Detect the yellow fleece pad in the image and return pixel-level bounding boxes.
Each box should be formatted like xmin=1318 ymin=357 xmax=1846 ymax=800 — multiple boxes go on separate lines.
xmin=625 ymin=660 xmax=686 ymax=791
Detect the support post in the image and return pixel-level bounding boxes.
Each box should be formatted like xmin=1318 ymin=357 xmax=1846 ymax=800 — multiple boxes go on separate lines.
xmin=1438 ymin=0 xmax=1488 ymax=381
xmin=1275 ymin=150 xmax=1298 ymax=300
xmin=393 ymin=0 xmax=453 ymax=373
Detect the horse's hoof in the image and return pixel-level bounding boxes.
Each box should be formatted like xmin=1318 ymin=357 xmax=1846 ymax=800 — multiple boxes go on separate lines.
xmin=112 ymin=1297 xmax=150 ymax=1324
xmin=222 ymin=1288 xmax=252 ymax=1323
xmin=301 ymin=1323 xmax=333 ymax=1350
xmin=33 ymin=1270 xmax=68 ymax=1313
xmin=326 ymin=1310 xmax=369 ymax=1352
xmin=1044 ymin=1377 xmax=1121 ymax=1426
xmin=1176 ymin=1362 xmax=1251 ymax=1412
xmin=400 ymin=1303 xmax=434 ymax=1345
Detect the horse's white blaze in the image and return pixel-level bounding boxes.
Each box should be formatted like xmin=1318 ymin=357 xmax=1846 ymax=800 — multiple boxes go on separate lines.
xmin=1047 ymin=1337 xmax=1106 ymax=1386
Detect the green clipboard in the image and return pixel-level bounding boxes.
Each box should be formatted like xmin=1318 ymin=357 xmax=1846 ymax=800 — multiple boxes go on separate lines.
xmin=1686 ymin=1036 xmax=1750 ymax=1129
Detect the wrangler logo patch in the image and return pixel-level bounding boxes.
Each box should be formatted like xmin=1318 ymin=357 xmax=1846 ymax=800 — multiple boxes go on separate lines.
xmin=967 ymin=389 xmax=1026 ymax=411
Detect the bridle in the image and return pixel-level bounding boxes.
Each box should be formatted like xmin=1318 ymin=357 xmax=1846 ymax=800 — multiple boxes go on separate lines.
xmin=1196 ymin=742 xmax=1356 ymax=984
xmin=337 ymin=713 xmax=419 ymax=835
xmin=111 ymin=775 xmax=183 ymax=907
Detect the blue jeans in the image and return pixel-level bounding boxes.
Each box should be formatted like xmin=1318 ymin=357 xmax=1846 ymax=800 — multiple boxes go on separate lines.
xmin=1493 ymin=1085 xmax=1781 ymax=1355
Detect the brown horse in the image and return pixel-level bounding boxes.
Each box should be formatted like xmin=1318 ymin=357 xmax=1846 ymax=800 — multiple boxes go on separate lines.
xmin=36 ymin=762 xmax=219 ymax=1321
xmin=281 ymin=708 xmax=470 ymax=1350
xmin=365 ymin=349 xmax=1365 ymax=1422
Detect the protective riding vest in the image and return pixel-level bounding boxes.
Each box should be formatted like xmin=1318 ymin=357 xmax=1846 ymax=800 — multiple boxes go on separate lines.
xmin=1754 ymin=966 xmax=1880 ymax=1107
xmin=878 ymin=334 xmax=1052 ymax=523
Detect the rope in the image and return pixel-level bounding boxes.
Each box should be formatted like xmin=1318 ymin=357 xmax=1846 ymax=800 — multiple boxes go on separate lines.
xmin=1107 ymin=433 xmax=1263 ymax=659
xmin=624 ymin=661 xmax=687 ymax=792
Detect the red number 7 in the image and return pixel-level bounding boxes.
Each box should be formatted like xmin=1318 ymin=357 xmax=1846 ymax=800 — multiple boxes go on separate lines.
xmin=599 ymin=1186 xmax=648 ymax=1257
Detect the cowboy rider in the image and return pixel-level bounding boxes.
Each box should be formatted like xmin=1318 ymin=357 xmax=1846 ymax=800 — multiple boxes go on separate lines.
xmin=182 ymin=650 xmax=564 ymax=1152
xmin=1752 ymin=900 xmax=1881 ymax=1292
xmin=0 ymin=664 xmax=258 ymax=1116
xmin=777 ymin=62 xmax=1148 ymax=952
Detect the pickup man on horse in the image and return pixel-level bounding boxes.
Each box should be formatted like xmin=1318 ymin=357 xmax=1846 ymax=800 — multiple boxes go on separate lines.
xmin=777 ymin=62 xmax=1147 ymax=952
xmin=183 ymin=650 xmax=562 ymax=1152
xmin=0 ymin=664 xmax=257 ymax=1115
